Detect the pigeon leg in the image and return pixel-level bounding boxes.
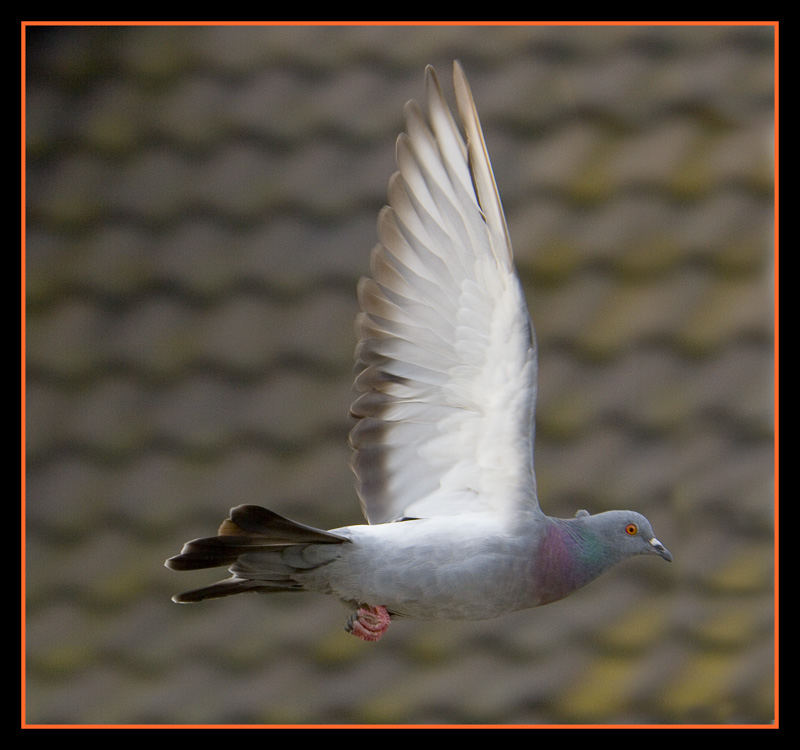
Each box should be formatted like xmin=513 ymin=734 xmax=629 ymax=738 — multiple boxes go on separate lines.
xmin=345 ymin=605 xmax=391 ymax=642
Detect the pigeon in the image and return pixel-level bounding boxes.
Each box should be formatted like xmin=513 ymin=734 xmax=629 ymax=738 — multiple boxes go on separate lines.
xmin=165 ymin=61 xmax=672 ymax=642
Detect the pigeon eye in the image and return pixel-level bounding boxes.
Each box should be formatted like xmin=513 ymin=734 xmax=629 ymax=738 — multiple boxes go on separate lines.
xmin=625 ymin=523 xmax=638 ymax=536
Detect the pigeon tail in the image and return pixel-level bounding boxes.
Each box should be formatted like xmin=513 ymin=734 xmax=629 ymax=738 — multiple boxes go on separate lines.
xmin=165 ymin=504 xmax=350 ymax=603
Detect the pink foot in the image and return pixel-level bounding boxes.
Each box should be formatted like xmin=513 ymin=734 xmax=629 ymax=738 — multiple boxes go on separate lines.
xmin=345 ymin=605 xmax=391 ymax=642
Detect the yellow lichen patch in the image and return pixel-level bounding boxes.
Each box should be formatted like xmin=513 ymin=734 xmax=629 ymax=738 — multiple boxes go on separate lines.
xmin=704 ymin=546 xmax=773 ymax=595
xmin=656 ymin=651 xmax=751 ymax=722
xmin=596 ymin=602 xmax=671 ymax=654
xmin=554 ymin=655 xmax=640 ymax=722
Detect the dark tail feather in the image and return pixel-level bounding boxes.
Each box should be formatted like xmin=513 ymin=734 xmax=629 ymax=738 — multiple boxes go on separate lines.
xmin=171 ymin=576 xmax=304 ymax=603
xmin=165 ymin=504 xmax=349 ymax=572
xmin=224 ymin=504 xmax=348 ymax=545
xmin=164 ymin=534 xmax=273 ymax=571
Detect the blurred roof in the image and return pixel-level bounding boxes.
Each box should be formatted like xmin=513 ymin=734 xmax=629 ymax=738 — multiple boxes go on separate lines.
xmin=25 ymin=23 xmax=775 ymax=726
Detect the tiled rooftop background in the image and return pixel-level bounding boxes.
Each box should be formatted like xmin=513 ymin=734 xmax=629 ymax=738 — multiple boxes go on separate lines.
xmin=25 ymin=24 xmax=775 ymax=725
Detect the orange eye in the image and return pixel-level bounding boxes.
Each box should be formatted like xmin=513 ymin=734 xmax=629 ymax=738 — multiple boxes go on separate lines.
xmin=625 ymin=523 xmax=638 ymax=536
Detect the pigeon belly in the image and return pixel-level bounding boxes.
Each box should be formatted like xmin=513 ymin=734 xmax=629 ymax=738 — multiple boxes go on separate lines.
xmin=301 ymin=512 xmax=543 ymax=621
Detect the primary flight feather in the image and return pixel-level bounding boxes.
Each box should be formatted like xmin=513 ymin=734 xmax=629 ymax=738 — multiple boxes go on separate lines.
xmin=166 ymin=62 xmax=671 ymax=642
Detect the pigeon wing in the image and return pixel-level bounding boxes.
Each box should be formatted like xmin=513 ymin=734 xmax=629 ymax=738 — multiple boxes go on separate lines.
xmin=349 ymin=62 xmax=540 ymax=524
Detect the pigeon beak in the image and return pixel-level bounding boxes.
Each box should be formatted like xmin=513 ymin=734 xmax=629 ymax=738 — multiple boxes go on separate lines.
xmin=649 ymin=537 xmax=672 ymax=562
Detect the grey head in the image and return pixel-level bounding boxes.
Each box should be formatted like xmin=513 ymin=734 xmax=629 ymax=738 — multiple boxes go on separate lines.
xmin=572 ymin=508 xmax=672 ymax=563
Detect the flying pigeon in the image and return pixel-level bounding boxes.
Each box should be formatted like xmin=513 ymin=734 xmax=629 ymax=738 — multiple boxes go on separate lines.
xmin=166 ymin=61 xmax=672 ymax=642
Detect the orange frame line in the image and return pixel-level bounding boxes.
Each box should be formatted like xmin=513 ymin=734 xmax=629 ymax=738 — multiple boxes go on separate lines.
xmin=21 ymin=17 xmax=28 ymax=734
xmin=20 ymin=19 xmax=780 ymax=27
xmin=20 ymin=18 xmax=780 ymax=731
xmin=17 ymin=723 xmax=781 ymax=730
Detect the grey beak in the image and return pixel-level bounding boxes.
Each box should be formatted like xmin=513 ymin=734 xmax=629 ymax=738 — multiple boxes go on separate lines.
xmin=649 ymin=537 xmax=672 ymax=562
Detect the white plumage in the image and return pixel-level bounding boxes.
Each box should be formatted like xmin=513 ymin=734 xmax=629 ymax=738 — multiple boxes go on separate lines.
xmin=350 ymin=63 xmax=538 ymax=525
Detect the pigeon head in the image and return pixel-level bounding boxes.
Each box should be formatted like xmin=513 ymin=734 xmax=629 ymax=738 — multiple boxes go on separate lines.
xmin=578 ymin=509 xmax=673 ymax=564
xmin=533 ymin=509 xmax=671 ymax=605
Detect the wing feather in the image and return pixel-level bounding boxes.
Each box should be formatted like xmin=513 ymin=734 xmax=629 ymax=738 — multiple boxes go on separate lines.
xmin=350 ymin=62 xmax=539 ymax=524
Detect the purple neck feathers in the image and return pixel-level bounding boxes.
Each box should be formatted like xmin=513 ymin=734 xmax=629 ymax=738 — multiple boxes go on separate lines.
xmin=531 ymin=518 xmax=618 ymax=605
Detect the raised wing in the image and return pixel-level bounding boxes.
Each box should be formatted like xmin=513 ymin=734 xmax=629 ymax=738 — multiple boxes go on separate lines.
xmin=349 ymin=62 xmax=539 ymax=524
